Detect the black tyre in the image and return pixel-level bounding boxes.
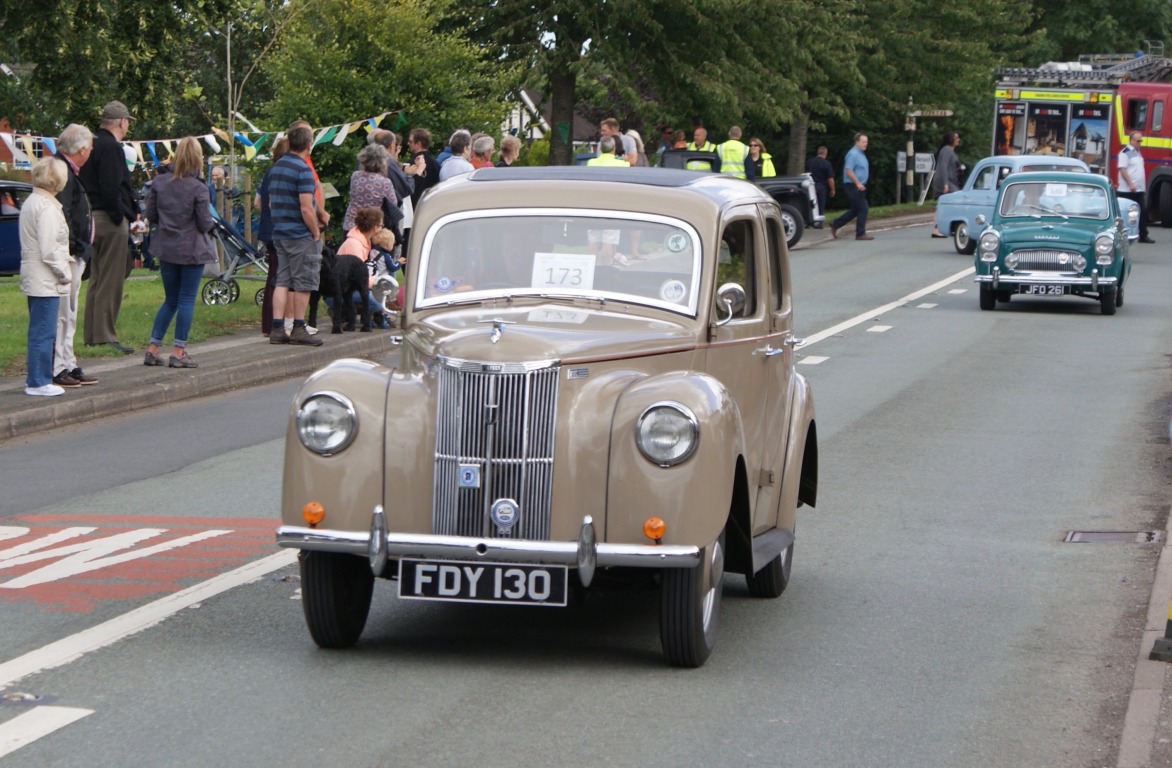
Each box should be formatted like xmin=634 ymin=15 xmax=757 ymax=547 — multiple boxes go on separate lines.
xmin=1116 ymin=280 xmax=1125 ymax=307
xmin=1100 ymin=288 xmax=1117 ymax=315
xmin=777 ymin=204 xmax=805 ymax=249
xmin=954 ymin=222 xmax=976 ymax=255
xmin=979 ymin=284 xmax=995 ymax=310
xmin=255 ymin=287 xmax=265 ymax=306
xmin=1159 ymin=187 xmax=1172 ymax=227
xmin=660 ymin=529 xmax=725 ymax=668
xmin=300 ymin=551 xmax=374 ymax=649
xmin=996 ymin=291 xmax=1012 ymax=303
xmin=745 ymin=540 xmax=793 ymax=598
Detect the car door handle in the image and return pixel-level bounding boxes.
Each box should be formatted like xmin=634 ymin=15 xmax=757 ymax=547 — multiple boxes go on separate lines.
xmin=784 ymin=337 xmax=804 ymax=347
xmin=754 ymin=344 xmax=784 ymax=357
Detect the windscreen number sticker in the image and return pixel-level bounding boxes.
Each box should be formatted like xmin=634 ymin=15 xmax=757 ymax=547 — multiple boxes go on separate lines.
xmin=532 ymin=252 xmax=595 ymax=291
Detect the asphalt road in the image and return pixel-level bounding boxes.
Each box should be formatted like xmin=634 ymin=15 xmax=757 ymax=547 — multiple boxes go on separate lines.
xmin=1 ymin=225 xmax=1170 ymax=767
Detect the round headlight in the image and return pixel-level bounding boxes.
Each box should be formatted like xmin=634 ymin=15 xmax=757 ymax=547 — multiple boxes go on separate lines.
xmin=1095 ymin=234 xmax=1114 ymax=255
xmin=297 ymin=392 xmax=357 ymax=455
xmin=635 ymin=403 xmax=699 ymax=467
xmin=979 ymin=231 xmax=1000 ymax=262
xmin=1128 ymin=207 xmax=1139 ymax=226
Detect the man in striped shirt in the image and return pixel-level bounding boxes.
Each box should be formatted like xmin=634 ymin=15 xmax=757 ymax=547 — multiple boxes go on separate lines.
xmin=268 ymin=124 xmax=324 ymax=345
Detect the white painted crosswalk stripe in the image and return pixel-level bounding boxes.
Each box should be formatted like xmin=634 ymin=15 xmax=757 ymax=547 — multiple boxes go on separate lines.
xmin=0 ymin=706 xmax=92 ymax=759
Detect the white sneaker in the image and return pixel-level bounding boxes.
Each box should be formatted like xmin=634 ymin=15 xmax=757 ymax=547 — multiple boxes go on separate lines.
xmin=25 ymin=384 xmax=65 ymax=397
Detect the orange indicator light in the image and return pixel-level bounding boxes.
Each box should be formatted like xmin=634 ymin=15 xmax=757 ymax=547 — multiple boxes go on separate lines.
xmin=643 ymin=517 xmax=666 ymax=543
xmin=302 ymin=502 xmax=325 ymax=527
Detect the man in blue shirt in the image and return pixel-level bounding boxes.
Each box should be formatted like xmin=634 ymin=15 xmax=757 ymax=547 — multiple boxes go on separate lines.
xmin=830 ymin=133 xmax=873 ymax=241
xmin=268 ymin=125 xmax=324 ymax=345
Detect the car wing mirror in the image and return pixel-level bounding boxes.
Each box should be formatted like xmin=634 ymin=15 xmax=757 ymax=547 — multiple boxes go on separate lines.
xmin=715 ymin=282 xmax=746 ymax=326
xmin=975 ymin=214 xmax=986 ymax=226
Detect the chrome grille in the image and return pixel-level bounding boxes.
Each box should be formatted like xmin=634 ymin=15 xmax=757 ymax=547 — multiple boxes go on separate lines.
xmin=433 ymin=360 xmax=559 ymax=540
xmin=1009 ymin=249 xmax=1081 ymax=272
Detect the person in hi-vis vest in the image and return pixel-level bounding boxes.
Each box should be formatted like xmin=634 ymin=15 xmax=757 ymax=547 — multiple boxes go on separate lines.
xmin=718 ymin=126 xmax=755 ymax=181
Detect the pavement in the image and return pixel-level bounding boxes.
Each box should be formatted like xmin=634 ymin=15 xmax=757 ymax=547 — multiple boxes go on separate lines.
xmin=3 ymin=208 xmax=1171 ymax=766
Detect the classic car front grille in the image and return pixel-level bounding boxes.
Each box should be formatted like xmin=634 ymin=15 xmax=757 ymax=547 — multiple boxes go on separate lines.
xmin=1009 ymin=249 xmax=1081 ymax=272
xmin=433 ymin=360 xmax=559 ymax=540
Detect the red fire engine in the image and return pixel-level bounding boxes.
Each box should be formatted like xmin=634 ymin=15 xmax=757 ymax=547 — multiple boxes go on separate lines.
xmin=994 ymin=51 xmax=1172 ymax=225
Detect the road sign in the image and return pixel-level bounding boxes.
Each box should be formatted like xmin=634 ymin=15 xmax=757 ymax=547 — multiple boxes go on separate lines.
xmin=897 ymin=152 xmax=936 ymax=173
xmin=907 ymin=109 xmax=955 ymax=117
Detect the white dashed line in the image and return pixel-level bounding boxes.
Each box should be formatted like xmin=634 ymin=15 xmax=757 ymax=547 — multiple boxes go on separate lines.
xmin=867 ymin=326 xmax=892 ymax=333
xmin=797 ymin=356 xmax=829 ymax=365
xmin=916 ymin=303 xmax=938 ymax=309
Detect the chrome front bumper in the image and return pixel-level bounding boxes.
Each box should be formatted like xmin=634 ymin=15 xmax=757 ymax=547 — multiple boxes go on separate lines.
xmin=975 ymin=267 xmax=1117 ymax=290
xmin=276 ymin=507 xmax=701 ymax=586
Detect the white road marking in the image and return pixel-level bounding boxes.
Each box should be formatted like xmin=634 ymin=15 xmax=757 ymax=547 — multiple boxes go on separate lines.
xmin=867 ymin=326 xmax=892 ymax=333
xmin=948 ymin=289 xmax=967 ymax=294
xmin=0 ymin=527 xmax=232 ymax=589
xmin=797 ymin=356 xmax=829 ymax=365
xmin=800 ymin=268 xmax=974 ymax=349
xmin=0 ymin=705 xmax=93 ymax=759
xmin=0 ymin=550 xmax=296 ymax=690
xmin=916 ymin=302 xmax=938 ymax=309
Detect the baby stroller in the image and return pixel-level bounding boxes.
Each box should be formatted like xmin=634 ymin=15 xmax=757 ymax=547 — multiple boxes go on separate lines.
xmin=201 ymin=205 xmax=269 ymax=305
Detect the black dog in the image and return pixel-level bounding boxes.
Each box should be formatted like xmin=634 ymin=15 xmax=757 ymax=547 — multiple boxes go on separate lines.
xmin=308 ymin=247 xmax=372 ymax=333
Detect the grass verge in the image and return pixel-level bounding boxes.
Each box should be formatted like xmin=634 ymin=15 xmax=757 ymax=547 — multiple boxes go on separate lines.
xmin=1 ymin=270 xmax=264 ymax=375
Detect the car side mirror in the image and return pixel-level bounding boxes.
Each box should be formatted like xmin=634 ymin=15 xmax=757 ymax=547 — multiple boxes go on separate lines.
xmin=975 ymin=214 xmax=986 ymax=226
xmin=715 ymin=282 xmax=746 ymax=325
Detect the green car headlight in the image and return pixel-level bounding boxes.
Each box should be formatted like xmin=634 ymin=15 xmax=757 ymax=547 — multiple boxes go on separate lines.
xmin=297 ymin=392 xmax=358 ymax=455
xmin=636 ymin=402 xmax=699 ymax=467
xmin=1095 ymin=234 xmax=1114 ymax=260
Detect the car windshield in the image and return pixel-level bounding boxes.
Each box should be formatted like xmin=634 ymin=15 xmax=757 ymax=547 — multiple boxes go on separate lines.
xmin=999 ymin=181 xmax=1110 ymax=220
xmin=415 ymin=209 xmax=702 ymax=315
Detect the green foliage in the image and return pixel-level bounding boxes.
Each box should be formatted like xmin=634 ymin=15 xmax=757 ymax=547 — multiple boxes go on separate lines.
xmin=1027 ymin=0 xmax=1172 ymax=62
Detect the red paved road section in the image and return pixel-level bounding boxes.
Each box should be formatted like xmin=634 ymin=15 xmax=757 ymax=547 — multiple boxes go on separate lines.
xmin=0 ymin=514 xmax=278 ymax=612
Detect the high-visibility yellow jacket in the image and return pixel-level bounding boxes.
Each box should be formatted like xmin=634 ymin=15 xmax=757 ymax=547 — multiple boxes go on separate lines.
xmin=758 ymin=151 xmax=776 ymax=178
xmin=719 ymin=139 xmax=749 ymax=179
xmin=686 ymin=140 xmax=717 ymax=171
xmin=586 ymin=153 xmax=630 ymax=167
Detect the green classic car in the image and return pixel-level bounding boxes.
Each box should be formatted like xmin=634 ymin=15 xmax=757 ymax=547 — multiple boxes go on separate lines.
xmin=975 ymin=171 xmax=1133 ymax=315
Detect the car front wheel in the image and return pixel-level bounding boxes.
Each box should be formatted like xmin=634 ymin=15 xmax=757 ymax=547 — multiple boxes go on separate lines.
xmin=954 ymin=222 xmax=976 ymax=255
xmin=778 ymin=204 xmax=805 ymax=249
xmin=1100 ymin=288 xmax=1117 ymax=315
xmin=745 ymin=539 xmax=793 ymax=598
xmin=661 ymin=529 xmax=725 ymax=668
xmin=300 ymin=551 xmax=374 ymax=649
xmin=979 ymin=284 xmax=996 ymax=310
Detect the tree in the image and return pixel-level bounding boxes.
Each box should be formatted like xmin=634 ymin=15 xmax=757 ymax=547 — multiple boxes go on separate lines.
xmin=259 ymin=0 xmax=511 ymax=215
xmin=1028 ymin=0 xmax=1172 ymax=62
xmin=1 ymin=0 xmax=235 ymax=136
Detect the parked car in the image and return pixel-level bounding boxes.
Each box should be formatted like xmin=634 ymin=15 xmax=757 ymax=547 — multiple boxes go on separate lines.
xmin=659 ymin=149 xmax=822 ymax=248
xmin=974 ymin=170 xmax=1132 ymax=314
xmin=934 ymin=155 xmax=1130 ymax=254
xmin=276 ymin=166 xmax=819 ymax=667
xmin=0 ymin=180 xmax=33 ymax=276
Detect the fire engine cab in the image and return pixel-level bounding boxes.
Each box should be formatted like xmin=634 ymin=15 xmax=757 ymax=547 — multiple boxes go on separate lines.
xmin=994 ymin=50 xmax=1172 ymax=226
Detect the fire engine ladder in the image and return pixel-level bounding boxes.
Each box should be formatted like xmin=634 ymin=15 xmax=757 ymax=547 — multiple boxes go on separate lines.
xmin=996 ymin=53 xmax=1172 ymax=87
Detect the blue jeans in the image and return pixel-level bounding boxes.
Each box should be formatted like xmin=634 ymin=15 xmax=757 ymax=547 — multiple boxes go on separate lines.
xmin=27 ymin=295 xmax=60 ymax=387
xmin=150 ymin=262 xmax=205 ymax=348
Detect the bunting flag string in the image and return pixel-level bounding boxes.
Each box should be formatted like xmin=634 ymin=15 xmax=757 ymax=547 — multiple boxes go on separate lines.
xmin=0 ymin=109 xmax=399 ymax=170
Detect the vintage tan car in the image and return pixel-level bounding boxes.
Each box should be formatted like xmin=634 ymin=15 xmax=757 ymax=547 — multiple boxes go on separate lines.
xmin=277 ymin=166 xmax=818 ymax=667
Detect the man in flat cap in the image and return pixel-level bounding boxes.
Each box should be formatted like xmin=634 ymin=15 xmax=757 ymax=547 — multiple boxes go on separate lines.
xmin=78 ymin=100 xmax=138 ymax=353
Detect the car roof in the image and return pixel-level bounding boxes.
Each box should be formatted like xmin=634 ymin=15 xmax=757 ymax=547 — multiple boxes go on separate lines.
xmin=1 ymin=180 xmax=32 ymax=190
xmin=430 ymin=166 xmax=773 ymax=208
xmin=1001 ymin=170 xmax=1110 ymax=184
xmin=982 ymin=154 xmax=1088 ymax=169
